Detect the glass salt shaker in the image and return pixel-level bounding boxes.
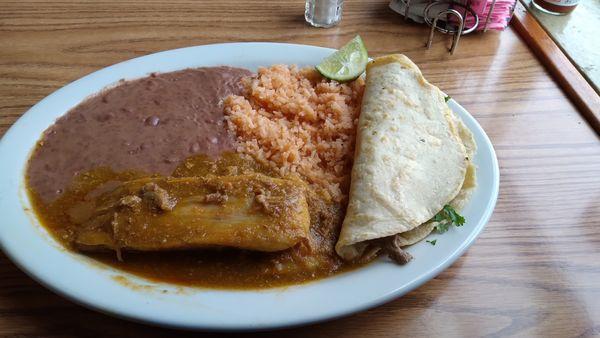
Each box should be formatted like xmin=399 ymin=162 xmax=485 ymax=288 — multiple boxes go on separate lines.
xmin=305 ymin=0 xmax=344 ymax=28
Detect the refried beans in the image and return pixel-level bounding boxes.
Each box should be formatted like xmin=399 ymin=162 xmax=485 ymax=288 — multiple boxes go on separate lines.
xmin=27 ymin=66 xmax=252 ymax=202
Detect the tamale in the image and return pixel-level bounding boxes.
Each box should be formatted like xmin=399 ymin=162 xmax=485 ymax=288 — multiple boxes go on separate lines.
xmin=72 ymin=173 xmax=310 ymax=253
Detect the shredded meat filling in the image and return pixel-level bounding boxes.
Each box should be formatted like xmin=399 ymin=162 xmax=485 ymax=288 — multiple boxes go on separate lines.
xmin=254 ymin=189 xmax=281 ymax=216
xmin=141 ymin=182 xmax=177 ymax=211
xmin=359 ymin=234 xmax=414 ymax=265
xmin=357 ymin=245 xmax=382 ymax=264
xmin=382 ymin=235 xmax=413 ymax=265
xmin=204 ymin=192 xmax=229 ymax=204
xmin=118 ymin=195 xmax=142 ymax=211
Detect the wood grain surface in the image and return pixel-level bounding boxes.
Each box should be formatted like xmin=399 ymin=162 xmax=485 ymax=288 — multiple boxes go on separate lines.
xmin=512 ymin=1 xmax=600 ymax=133
xmin=1 ymin=1 xmax=599 ymax=337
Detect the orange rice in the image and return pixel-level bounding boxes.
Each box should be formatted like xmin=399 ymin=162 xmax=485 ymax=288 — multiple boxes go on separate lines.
xmin=223 ymin=65 xmax=365 ymax=201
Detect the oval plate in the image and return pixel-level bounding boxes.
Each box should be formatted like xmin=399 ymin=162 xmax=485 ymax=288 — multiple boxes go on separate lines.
xmin=0 ymin=43 xmax=499 ymax=330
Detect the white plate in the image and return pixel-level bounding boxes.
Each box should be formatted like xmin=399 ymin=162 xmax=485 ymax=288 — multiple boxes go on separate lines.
xmin=0 ymin=43 xmax=499 ymax=330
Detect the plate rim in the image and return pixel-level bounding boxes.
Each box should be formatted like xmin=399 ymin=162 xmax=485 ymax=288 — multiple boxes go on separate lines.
xmin=0 ymin=42 xmax=500 ymax=331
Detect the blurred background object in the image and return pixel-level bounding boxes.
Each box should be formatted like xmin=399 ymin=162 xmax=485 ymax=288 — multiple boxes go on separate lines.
xmin=531 ymin=0 xmax=580 ymax=15
xmin=305 ymin=0 xmax=344 ymax=27
xmin=387 ymin=0 xmax=598 ymax=96
xmin=523 ymin=0 xmax=600 ymax=93
xmin=390 ymin=0 xmax=516 ymax=31
xmin=389 ymin=0 xmax=516 ymax=53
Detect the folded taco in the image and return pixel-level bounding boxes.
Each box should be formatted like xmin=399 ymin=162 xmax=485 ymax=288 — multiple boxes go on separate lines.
xmin=335 ymin=54 xmax=476 ymax=263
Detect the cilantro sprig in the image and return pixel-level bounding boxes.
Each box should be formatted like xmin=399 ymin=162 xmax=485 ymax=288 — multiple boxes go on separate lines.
xmin=426 ymin=239 xmax=437 ymax=246
xmin=432 ymin=205 xmax=465 ymax=234
xmin=444 ymin=95 xmax=451 ymax=102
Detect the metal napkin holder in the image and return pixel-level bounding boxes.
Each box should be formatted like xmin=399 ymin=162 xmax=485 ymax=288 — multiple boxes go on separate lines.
xmin=398 ymin=0 xmax=498 ymax=54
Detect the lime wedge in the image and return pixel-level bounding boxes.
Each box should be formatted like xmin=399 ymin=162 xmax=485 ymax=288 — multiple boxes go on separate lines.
xmin=316 ymin=35 xmax=368 ymax=82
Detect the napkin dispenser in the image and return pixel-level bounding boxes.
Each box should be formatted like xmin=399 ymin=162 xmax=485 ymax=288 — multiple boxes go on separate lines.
xmin=390 ymin=0 xmax=516 ymax=54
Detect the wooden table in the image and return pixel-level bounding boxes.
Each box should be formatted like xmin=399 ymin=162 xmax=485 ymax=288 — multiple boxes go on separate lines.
xmin=1 ymin=1 xmax=599 ymax=336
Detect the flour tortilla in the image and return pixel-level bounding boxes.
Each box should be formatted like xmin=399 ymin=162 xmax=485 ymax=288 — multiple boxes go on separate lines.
xmin=335 ymin=54 xmax=476 ymax=260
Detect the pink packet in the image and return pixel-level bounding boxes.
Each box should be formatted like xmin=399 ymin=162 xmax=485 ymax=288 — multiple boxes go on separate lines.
xmin=448 ymin=0 xmax=516 ymax=31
